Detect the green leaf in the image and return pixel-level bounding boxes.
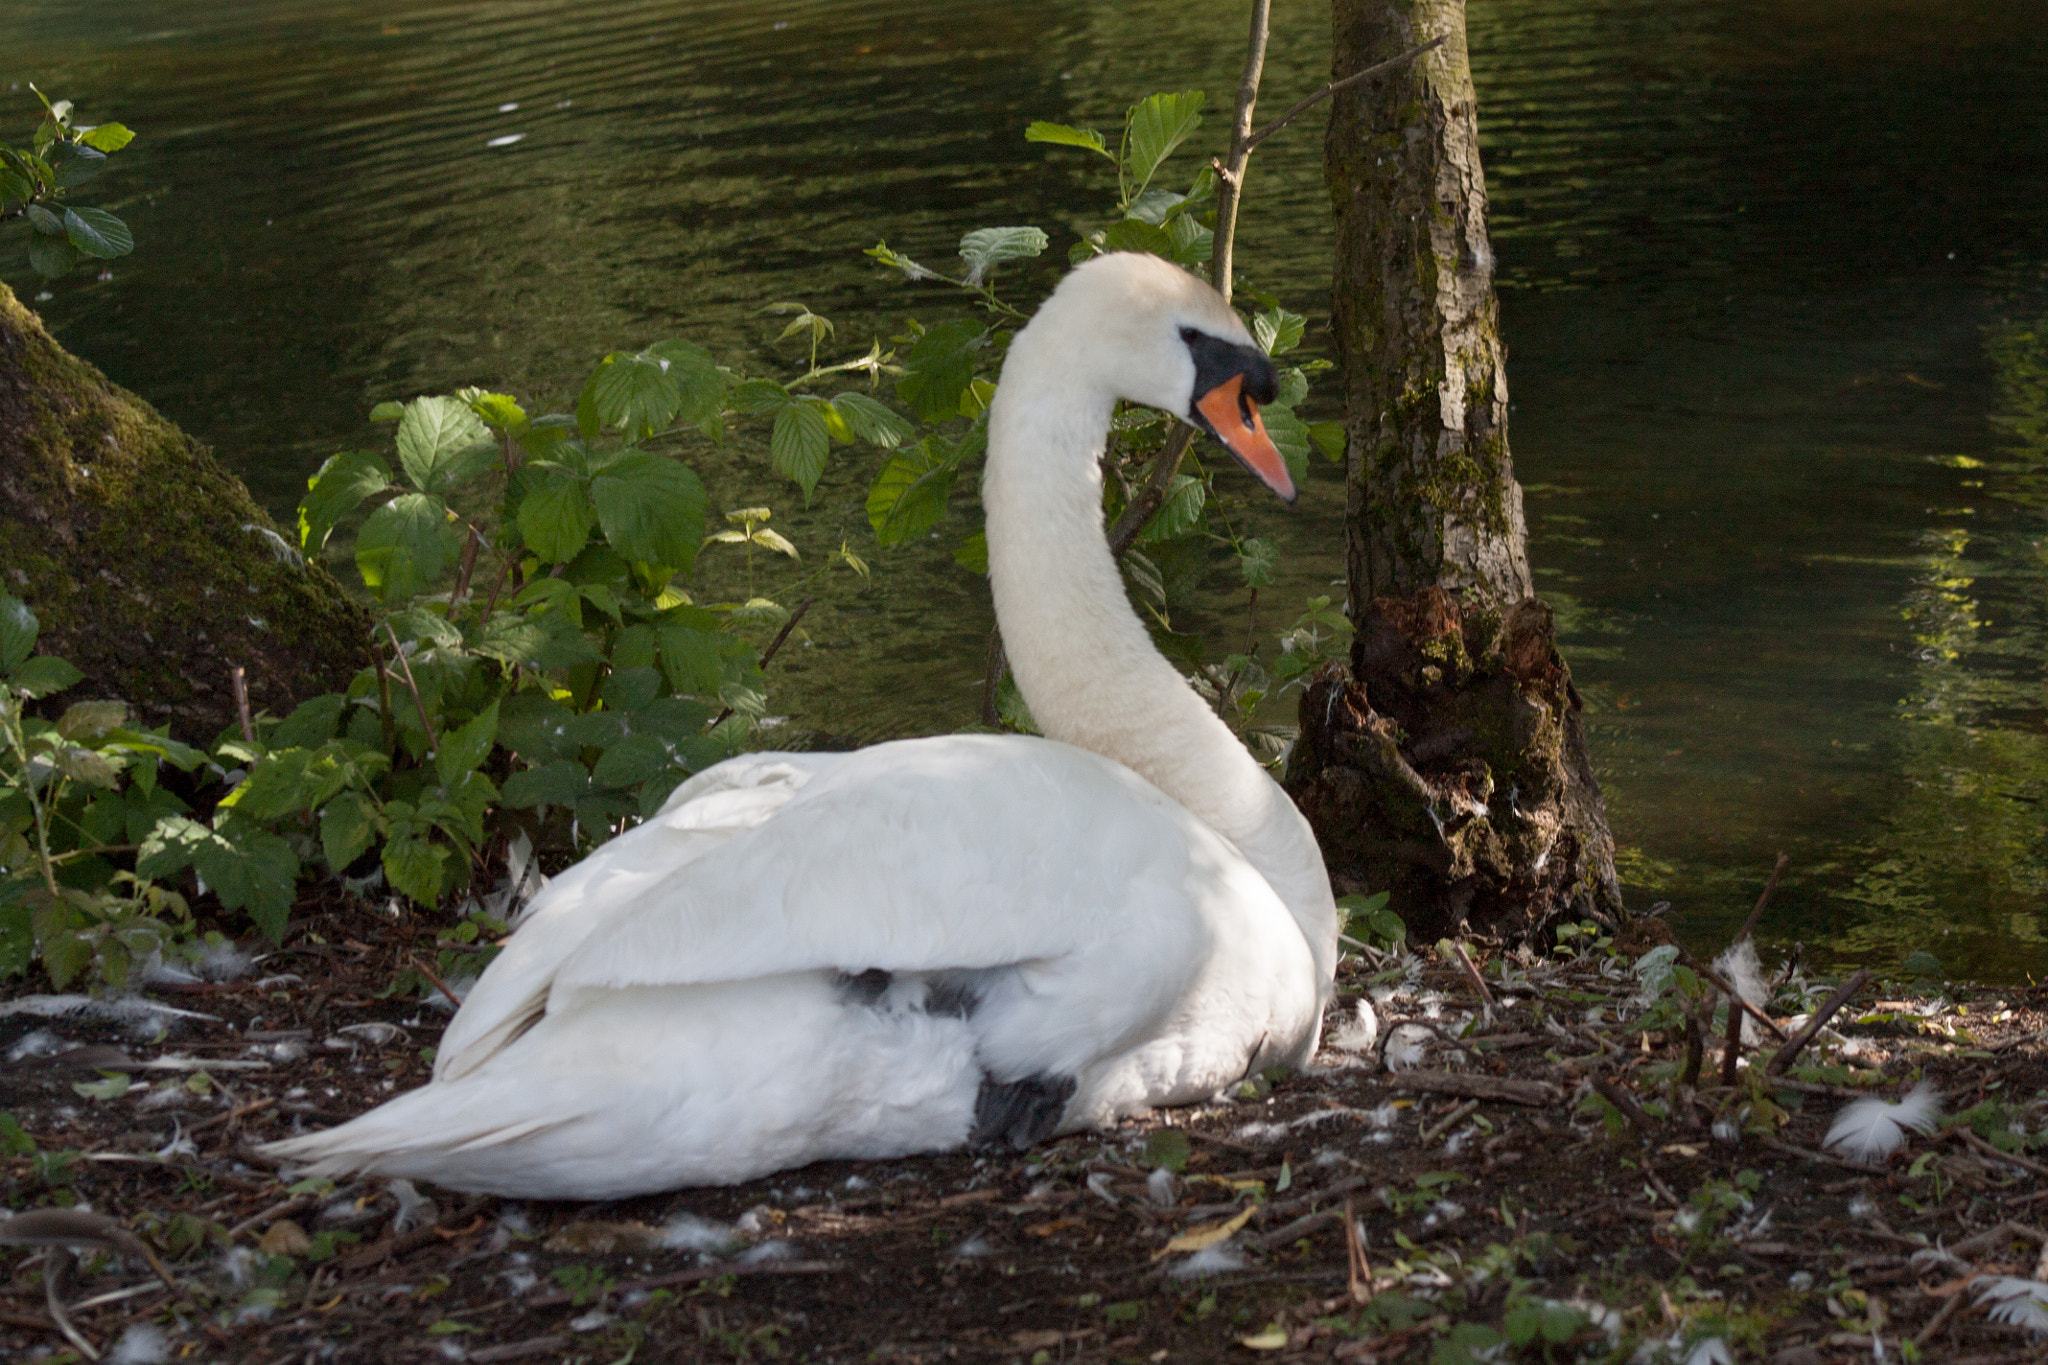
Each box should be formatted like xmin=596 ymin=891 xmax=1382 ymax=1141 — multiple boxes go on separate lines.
xmin=1262 ymin=405 xmax=1310 ymax=486
xmin=656 ymin=623 xmax=725 ymax=697
xmin=78 ymin=122 xmax=134 ymax=153
xmin=729 ymin=377 xmax=791 ymax=415
xmin=1024 ymin=121 xmax=1112 ymax=158
xmin=1123 ymin=91 xmax=1204 ymax=201
xmin=298 ymin=448 xmax=394 ymax=553
xmin=586 ymin=352 xmax=682 ymax=440
xmin=354 ymin=492 xmax=458 ymax=600
xmin=770 ymin=402 xmax=831 ymax=502
xmin=49 ymin=144 xmax=104 ymax=191
xmin=271 ymin=693 xmax=348 ymax=750
xmin=952 ymin=530 xmax=987 ymax=576
xmin=436 ymin=701 xmax=499 ymax=789
xmin=645 ymin=340 xmax=725 ymax=427
xmin=516 ymin=466 xmax=595 ymax=563
xmin=588 ymin=453 xmax=707 ymax=574
xmin=1099 ymin=218 xmax=1179 ymax=261
xmin=1308 ymin=420 xmax=1346 ymax=463
xmin=1237 ymin=536 xmax=1279 ymax=589
xmin=382 ymin=833 xmax=449 ymax=905
xmin=369 ymin=401 xmax=405 ymax=422
xmin=592 ymin=733 xmax=673 ymax=789
xmin=10 ymin=655 xmax=83 ymax=699
xmin=957 ymin=227 xmax=1047 ymax=285
xmin=0 ymin=901 xmax=32 ymax=979
xmin=73 ymin=1072 xmax=131 ymax=1101
xmin=57 ymin=700 xmax=127 ymax=743
xmin=27 ymin=232 xmax=76 ymax=279
xmin=866 ymin=438 xmax=959 ymax=547
xmin=1252 ymin=307 xmax=1305 ymax=357
xmin=829 ymin=392 xmax=913 ymax=449
xmin=62 ymin=206 xmax=133 ymax=259
xmin=0 ymin=594 xmax=38 ymax=672
xmin=1139 ymin=474 xmax=1206 ymax=544
xmin=25 ymin=203 xmax=64 ymax=236
xmin=319 ymin=792 xmax=378 ymax=871
xmin=896 ymin=319 xmax=987 ymax=423
xmin=138 ymin=817 xmax=299 ymax=941
xmin=395 ymin=396 xmax=495 ymax=494
xmin=500 ymin=760 xmax=591 ymax=812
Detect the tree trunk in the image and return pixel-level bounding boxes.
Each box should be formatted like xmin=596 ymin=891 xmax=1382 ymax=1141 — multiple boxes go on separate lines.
xmin=0 ymin=280 xmax=370 ymax=740
xmin=1285 ymin=0 xmax=1624 ymax=943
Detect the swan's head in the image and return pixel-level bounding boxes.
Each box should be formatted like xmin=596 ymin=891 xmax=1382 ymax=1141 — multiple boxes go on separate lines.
xmin=1006 ymin=252 xmax=1295 ymax=502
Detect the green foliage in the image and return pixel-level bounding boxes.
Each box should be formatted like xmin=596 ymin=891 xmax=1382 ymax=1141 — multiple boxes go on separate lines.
xmin=1 ymin=88 xmax=138 ymax=279
xmin=1340 ymin=891 xmax=1405 ymax=951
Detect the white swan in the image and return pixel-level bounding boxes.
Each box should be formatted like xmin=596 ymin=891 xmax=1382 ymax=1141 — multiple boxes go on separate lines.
xmin=261 ymin=252 xmax=1338 ymax=1199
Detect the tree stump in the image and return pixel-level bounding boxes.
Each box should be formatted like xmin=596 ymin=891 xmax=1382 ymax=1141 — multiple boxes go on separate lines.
xmin=0 ymin=281 xmax=369 ymax=738
xmin=1285 ymin=588 xmax=1621 ymax=943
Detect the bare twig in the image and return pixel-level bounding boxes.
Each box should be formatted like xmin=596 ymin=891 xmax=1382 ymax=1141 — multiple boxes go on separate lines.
xmin=1594 ymin=1075 xmax=1655 ymax=1136
xmin=1450 ymin=943 xmax=1495 ymax=1009
xmin=1241 ymin=37 xmax=1449 ymax=155
xmin=382 ymin=623 xmax=440 ymax=756
xmin=1208 ymin=0 xmax=1272 ymax=306
xmin=712 ymin=598 xmax=813 ymax=725
xmin=1345 ymin=1197 xmax=1373 ymax=1303
xmin=1955 ymin=1127 xmax=2048 ymax=1180
xmin=1104 ymin=0 xmax=1272 ymax=562
xmin=227 ymin=1193 xmax=319 ymax=1243
xmin=1678 ymin=951 xmax=1788 ymax=1042
xmin=411 ymin=954 xmax=466 ymax=1010
xmin=450 ymin=522 xmax=486 ymax=608
xmin=229 ymin=666 xmax=256 ymax=745
xmin=1767 ymin=968 xmax=1874 ymax=1075
xmin=1733 ymin=852 xmax=1790 ymax=945
xmin=1419 ymin=1098 xmax=1481 ymax=1144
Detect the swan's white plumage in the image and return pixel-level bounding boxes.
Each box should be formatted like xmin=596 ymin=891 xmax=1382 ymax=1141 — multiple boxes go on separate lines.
xmin=261 ymin=253 xmax=1338 ymax=1198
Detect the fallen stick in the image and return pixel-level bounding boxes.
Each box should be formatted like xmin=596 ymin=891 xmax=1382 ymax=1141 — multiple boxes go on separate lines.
xmin=1389 ymin=1069 xmax=1561 ymax=1107
xmin=1767 ymin=969 xmax=1874 ymax=1075
xmin=1593 ymin=1076 xmax=1656 ymax=1136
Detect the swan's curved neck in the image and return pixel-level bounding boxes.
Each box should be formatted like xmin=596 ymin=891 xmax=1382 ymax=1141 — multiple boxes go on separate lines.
xmin=983 ymin=343 xmax=1334 ymax=974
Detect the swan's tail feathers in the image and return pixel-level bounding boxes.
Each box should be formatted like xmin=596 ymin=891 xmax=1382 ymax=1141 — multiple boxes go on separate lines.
xmin=254 ymin=1088 xmax=569 ymax=1187
xmin=971 ymin=1071 xmax=1076 ymax=1150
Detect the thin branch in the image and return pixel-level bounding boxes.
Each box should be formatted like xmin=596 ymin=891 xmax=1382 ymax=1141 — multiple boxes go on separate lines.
xmin=411 ymin=953 xmax=466 ymax=1009
xmin=1720 ymin=980 xmax=1744 ymax=1085
xmin=382 ymin=623 xmax=441 ymax=756
xmin=1208 ymin=0 xmax=1272 ymax=307
xmin=1733 ymin=851 xmax=1790 ymax=945
xmin=1766 ymin=968 xmax=1874 ymax=1075
xmin=1241 ymin=36 xmax=1448 ymax=156
xmin=712 ymin=598 xmax=814 ymax=725
xmin=229 ymin=666 xmax=256 ymax=746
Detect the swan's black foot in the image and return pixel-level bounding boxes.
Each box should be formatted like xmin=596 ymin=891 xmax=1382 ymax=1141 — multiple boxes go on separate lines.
xmin=972 ymin=1072 xmax=1076 ymax=1150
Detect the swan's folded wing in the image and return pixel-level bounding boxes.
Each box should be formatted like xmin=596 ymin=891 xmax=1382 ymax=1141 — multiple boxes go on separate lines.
xmin=552 ymin=734 xmax=1228 ymax=998
xmin=434 ymin=754 xmax=834 ymax=1081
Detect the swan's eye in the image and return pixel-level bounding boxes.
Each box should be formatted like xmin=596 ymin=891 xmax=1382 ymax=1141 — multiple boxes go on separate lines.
xmin=1179 ymin=326 xmax=1204 ymax=346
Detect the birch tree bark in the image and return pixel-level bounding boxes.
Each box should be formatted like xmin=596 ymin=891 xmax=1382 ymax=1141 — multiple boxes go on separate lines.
xmin=1284 ymin=0 xmax=1625 ymax=943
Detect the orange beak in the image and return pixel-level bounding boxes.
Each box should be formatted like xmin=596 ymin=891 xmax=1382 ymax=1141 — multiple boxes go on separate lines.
xmin=1195 ymin=373 xmax=1295 ymax=503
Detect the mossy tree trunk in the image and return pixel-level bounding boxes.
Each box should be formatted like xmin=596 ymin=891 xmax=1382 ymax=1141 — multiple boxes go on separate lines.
xmin=0 ymin=280 xmax=370 ymax=740
xmin=1284 ymin=0 xmax=1624 ymax=944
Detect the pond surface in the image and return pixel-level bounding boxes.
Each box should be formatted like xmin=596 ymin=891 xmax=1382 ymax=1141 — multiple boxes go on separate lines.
xmin=5 ymin=0 xmax=2046 ymax=980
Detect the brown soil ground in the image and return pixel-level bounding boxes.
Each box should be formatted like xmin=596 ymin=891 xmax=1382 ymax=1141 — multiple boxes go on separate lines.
xmin=4 ymin=895 xmax=2046 ymax=1365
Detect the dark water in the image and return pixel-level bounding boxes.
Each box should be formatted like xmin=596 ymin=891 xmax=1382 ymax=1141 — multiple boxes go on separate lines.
xmin=5 ymin=0 xmax=2046 ymax=979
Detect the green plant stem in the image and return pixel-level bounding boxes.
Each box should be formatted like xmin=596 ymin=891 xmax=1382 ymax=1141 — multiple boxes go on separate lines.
xmin=2 ymin=708 xmax=63 ymax=897
xmin=382 ymin=624 xmax=441 ymax=757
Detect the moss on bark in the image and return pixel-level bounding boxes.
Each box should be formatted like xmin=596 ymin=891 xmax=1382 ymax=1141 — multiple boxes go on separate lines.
xmin=0 ymin=280 xmax=370 ymax=739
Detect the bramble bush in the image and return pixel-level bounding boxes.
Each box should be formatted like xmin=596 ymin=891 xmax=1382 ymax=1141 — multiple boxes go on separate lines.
xmin=1 ymin=85 xmax=1357 ymax=991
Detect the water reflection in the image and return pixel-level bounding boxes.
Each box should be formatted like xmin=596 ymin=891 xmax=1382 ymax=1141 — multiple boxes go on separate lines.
xmin=3 ymin=0 xmax=2046 ymax=975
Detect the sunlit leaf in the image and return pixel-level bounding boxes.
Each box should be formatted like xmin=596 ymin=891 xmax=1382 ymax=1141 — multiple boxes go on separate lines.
xmin=770 ymin=402 xmax=831 ymax=502
xmin=298 ymin=448 xmax=394 ymax=552
xmin=1252 ymin=307 xmax=1305 ymax=357
xmin=1123 ymin=91 xmax=1204 ymax=201
xmin=78 ymin=122 xmax=133 ymax=153
xmin=866 ymin=438 xmax=959 ymax=547
xmin=436 ymin=700 xmax=499 ymax=789
xmin=1024 ymin=121 xmax=1112 ymax=158
xmin=957 ymin=226 xmax=1047 ymax=286
xmin=1309 ymin=420 xmax=1346 ymax=463
xmin=829 ymin=391 xmax=913 ymax=449
xmin=0 ymin=594 xmax=38 ymax=673
xmin=354 ymin=492 xmax=459 ymax=600
xmin=395 ymin=396 xmax=495 ymax=494
xmin=1261 ymin=404 xmax=1310 ymax=485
